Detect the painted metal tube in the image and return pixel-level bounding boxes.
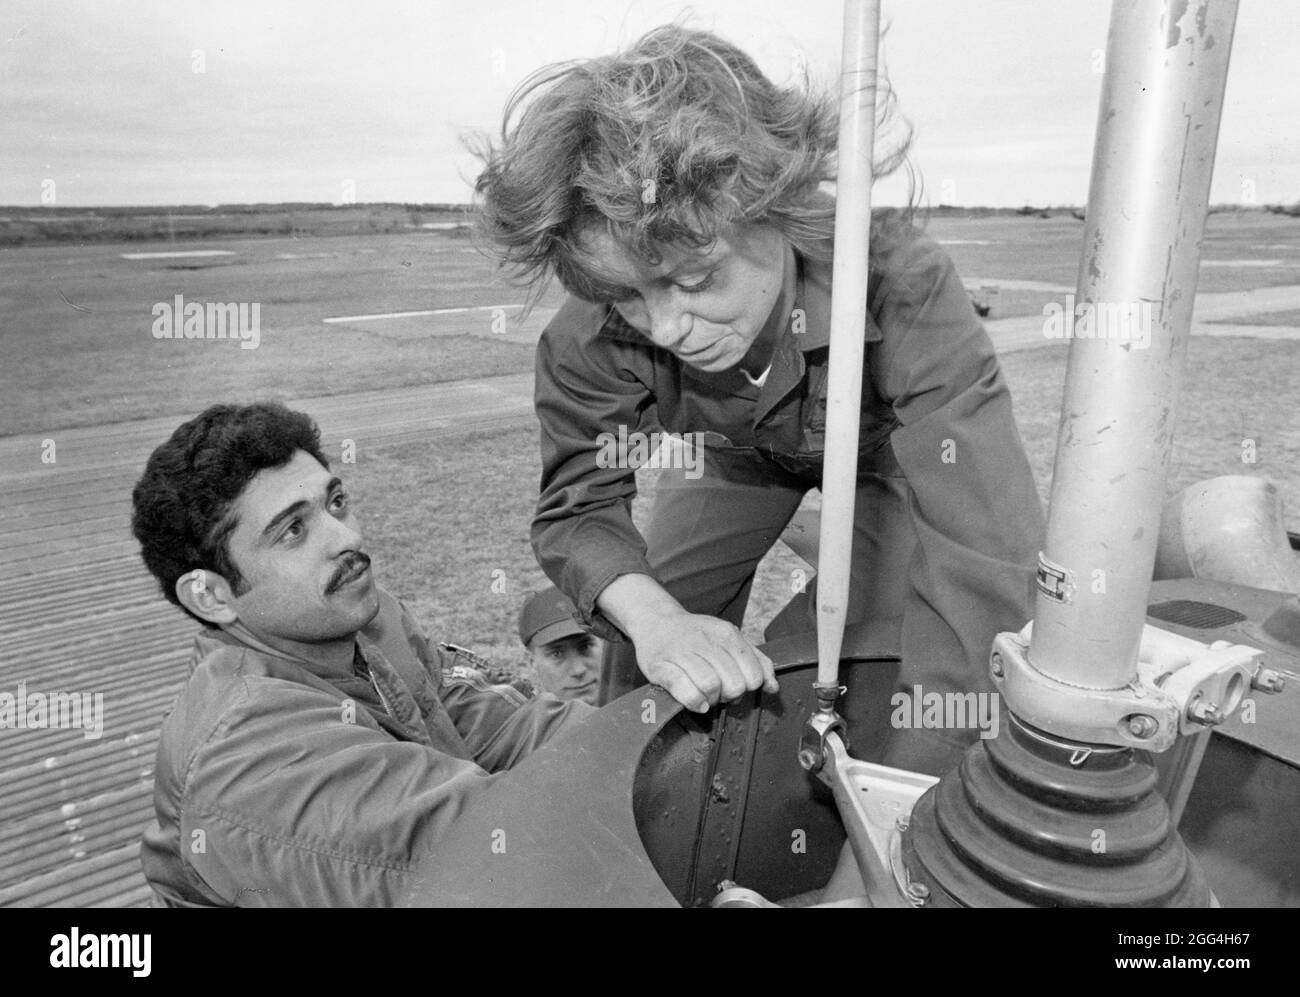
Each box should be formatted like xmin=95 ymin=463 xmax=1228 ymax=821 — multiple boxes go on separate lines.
xmin=1028 ymin=0 xmax=1238 ymax=690
xmin=817 ymin=0 xmax=881 ymax=687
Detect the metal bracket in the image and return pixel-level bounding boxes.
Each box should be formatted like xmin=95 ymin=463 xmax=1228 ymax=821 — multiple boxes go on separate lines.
xmin=797 ymin=681 xmax=848 ymax=774
xmin=710 ymin=882 xmax=782 ymax=908
xmin=707 ymin=732 xmax=934 ymax=908
xmin=990 ymin=621 xmax=1285 ymax=751
xmin=812 ymin=731 xmax=937 ymax=908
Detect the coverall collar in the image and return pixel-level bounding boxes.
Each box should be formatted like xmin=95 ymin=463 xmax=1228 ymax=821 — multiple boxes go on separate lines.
xmin=789 ymin=249 xmax=886 ymax=352
xmin=196 ymin=618 xmax=433 ymax=744
xmin=746 ymin=247 xmax=884 ymax=428
xmin=198 ymin=619 xmax=383 ymax=684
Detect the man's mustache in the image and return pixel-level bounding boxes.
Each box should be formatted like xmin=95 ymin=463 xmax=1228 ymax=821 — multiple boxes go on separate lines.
xmin=326 ymin=552 xmax=371 ymax=594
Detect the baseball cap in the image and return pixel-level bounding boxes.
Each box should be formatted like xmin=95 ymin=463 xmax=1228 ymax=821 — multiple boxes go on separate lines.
xmin=518 ymin=586 xmax=588 ymax=648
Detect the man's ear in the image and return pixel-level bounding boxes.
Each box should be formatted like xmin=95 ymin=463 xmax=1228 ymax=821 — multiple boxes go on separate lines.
xmin=175 ymin=569 xmax=239 ymax=626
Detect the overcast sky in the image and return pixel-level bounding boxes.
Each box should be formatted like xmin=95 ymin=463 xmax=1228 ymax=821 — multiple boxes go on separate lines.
xmin=2 ymin=0 xmax=1296 ymax=207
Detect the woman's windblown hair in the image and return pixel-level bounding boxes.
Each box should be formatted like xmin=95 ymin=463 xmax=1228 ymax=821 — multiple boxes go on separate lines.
xmin=471 ymin=25 xmax=914 ymax=302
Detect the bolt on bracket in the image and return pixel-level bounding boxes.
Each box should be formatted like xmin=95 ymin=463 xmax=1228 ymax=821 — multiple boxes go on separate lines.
xmin=989 ymin=621 xmax=1277 ymax=751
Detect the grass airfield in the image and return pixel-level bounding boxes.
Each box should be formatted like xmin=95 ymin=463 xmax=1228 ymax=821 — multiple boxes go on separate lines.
xmin=2 ymin=210 xmax=1297 ymax=660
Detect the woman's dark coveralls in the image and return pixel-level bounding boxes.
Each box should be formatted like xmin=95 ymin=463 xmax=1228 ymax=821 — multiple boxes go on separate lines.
xmin=530 ymin=223 xmax=1046 ymax=776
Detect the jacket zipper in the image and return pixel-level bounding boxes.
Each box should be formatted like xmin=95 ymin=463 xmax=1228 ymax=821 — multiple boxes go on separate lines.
xmin=368 ymin=672 xmax=393 ymax=718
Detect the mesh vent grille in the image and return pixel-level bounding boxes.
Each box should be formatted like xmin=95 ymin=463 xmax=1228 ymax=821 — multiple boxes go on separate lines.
xmin=1147 ymin=600 xmax=1247 ymax=630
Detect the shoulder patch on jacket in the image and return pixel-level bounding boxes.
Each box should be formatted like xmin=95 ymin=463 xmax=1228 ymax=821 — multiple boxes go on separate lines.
xmin=437 ymin=643 xmax=534 ymax=700
xmin=442 ymin=664 xmax=481 ymax=683
xmin=439 ymin=664 xmax=531 ymax=709
xmin=437 ymin=642 xmax=492 ymax=670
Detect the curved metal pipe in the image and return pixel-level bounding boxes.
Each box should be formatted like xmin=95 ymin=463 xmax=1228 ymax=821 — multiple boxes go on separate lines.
xmin=1156 ymin=475 xmax=1300 ymax=593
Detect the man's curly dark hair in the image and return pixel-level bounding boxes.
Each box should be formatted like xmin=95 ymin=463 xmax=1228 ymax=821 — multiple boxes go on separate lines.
xmin=131 ymin=402 xmax=328 ymax=625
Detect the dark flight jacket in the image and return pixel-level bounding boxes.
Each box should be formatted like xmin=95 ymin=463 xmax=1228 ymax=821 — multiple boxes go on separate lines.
xmin=141 ymin=588 xmax=590 ymax=906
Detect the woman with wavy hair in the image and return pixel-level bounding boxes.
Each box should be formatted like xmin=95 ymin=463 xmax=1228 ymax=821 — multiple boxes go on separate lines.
xmin=474 ymin=25 xmax=1044 ymax=776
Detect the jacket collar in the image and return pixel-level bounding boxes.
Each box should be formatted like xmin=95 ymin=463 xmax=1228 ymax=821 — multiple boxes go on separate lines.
xmin=194 ymin=619 xmax=378 ymax=684
xmin=193 ymin=611 xmax=434 ymax=747
xmin=793 ymin=250 xmax=885 ymax=351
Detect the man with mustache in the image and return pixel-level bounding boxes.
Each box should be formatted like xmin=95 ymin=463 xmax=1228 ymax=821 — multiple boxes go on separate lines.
xmin=131 ymin=402 xmax=590 ymax=906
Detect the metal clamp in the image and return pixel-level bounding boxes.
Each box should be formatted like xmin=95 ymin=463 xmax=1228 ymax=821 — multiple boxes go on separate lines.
xmin=797 ymin=681 xmax=848 ymax=774
xmin=990 ymin=622 xmax=1283 ymax=751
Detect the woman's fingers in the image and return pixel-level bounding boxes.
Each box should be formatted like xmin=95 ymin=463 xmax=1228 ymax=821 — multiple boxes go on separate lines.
xmin=754 ymin=645 xmax=780 ymax=695
xmin=637 ymin=613 xmax=780 ymax=712
xmin=719 ymin=627 xmax=778 ymax=696
xmin=641 ymin=657 xmax=711 ymax=713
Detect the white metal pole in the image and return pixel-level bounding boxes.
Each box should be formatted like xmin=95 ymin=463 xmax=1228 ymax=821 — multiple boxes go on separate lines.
xmin=817 ymin=0 xmax=881 ymax=688
xmin=1029 ymin=0 xmax=1238 ymax=690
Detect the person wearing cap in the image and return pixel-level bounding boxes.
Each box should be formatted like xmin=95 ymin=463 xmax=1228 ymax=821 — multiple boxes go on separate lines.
xmin=519 ymin=587 xmax=606 ymax=705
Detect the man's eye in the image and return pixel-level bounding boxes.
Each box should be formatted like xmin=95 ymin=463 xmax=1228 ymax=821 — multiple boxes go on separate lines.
xmin=282 ymin=520 xmax=304 ymax=542
xmin=330 ymin=491 xmax=348 ymax=512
